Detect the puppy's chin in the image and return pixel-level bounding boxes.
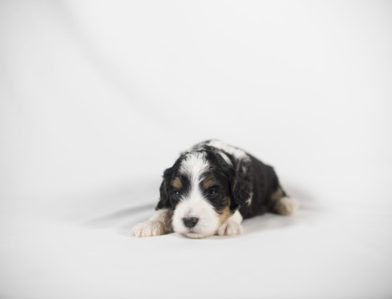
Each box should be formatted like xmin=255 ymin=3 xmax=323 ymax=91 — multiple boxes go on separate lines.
xmin=180 ymin=230 xmax=215 ymax=239
xmin=173 ymin=223 xmax=218 ymax=238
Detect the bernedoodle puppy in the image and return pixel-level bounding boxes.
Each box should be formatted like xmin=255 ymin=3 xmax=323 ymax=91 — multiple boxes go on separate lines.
xmin=131 ymin=140 xmax=297 ymax=238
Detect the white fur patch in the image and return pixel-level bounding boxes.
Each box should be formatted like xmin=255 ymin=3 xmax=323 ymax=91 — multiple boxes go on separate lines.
xmin=206 ymin=140 xmax=250 ymax=161
xmin=179 ymin=151 xmax=209 ymax=181
xmin=131 ymin=221 xmax=166 ymax=237
xmin=131 ymin=209 xmax=172 ymax=237
xmin=274 ymin=197 xmax=298 ymax=215
xmin=246 ymin=192 xmax=253 ymax=206
xmin=217 ymin=210 xmax=243 ymax=236
xmin=218 ymin=151 xmax=232 ymax=166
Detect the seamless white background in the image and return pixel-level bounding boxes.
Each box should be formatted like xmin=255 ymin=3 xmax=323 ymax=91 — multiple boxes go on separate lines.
xmin=1 ymin=1 xmax=392 ymax=298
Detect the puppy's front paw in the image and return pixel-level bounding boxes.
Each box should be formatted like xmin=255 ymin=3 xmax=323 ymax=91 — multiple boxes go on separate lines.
xmin=217 ymin=220 xmax=243 ymax=236
xmin=131 ymin=221 xmax=166 ymax=237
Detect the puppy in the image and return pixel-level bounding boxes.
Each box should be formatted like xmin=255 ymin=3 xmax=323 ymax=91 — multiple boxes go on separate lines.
xmin=131 ymin=140 xmax=297 ymax=238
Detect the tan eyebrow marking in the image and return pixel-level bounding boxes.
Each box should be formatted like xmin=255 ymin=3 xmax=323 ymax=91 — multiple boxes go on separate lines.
xmin=171 ymin=177 xmax=182 ymax=189
xmin=202 ymin=177 xmax=217 ymax=189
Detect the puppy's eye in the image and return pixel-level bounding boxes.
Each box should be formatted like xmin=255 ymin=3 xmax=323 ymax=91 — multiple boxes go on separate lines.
xmin=172 ymin=190 xmax=181 ymax=196
xmin=206 ymin=187 xmax=218 ymax=197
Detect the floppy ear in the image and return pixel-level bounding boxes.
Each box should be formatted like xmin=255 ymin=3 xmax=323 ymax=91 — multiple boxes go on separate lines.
xmin=230 ymin=161 xmax=253 ymax=211
xmin=155 ymin=167 xmax=173 ymax=210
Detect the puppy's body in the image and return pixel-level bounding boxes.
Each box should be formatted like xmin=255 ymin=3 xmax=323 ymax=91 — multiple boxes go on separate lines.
xmin=131 ymin=140 xmax=297 ymax=238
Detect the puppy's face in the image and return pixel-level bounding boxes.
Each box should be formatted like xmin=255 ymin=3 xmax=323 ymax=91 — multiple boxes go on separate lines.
xmin=159 ymin=150 xmax=236 ymax=238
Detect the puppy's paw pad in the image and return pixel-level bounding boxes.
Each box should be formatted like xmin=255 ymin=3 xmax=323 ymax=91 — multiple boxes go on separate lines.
xmin=217 ymin=221 xmax=243 ymax=236
xmin=131 ymin=221 xmax=165 ymax=237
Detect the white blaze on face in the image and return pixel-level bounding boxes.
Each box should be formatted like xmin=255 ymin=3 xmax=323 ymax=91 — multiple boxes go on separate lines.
xmin=171 ymin=152 xmax=220 ymax=238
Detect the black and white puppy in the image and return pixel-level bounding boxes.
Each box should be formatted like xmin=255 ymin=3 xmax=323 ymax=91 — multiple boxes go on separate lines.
xmin=131 ymin=140 xmax=297 ymax=238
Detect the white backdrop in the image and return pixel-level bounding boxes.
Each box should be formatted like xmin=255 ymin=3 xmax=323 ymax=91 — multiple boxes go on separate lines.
xmin=1 ymin=1 xmax=392 ymax=298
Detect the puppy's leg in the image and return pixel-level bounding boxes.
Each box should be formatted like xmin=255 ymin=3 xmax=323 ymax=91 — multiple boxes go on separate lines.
xmin=270 ymin=187 xmax=298 ymax=215
xmin=131 ymin=209 xmax=173 ymax=237
xmin=217 ymin=210 xmax=243 ymax=236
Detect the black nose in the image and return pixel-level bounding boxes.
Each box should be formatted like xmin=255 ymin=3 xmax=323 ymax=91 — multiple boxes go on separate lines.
xmin=183 ymin=217 xmax=199 ymax=228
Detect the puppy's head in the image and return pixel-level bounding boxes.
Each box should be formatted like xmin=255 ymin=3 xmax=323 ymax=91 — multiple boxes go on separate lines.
xmin=157 ymin=148 xmax=252 ymax=238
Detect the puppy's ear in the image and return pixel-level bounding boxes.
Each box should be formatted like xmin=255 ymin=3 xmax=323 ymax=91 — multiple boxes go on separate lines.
xmin=155 ymin=167 xmax=173 ymax=210
xmin=230 ymin=161 xmax=252 ymax=211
